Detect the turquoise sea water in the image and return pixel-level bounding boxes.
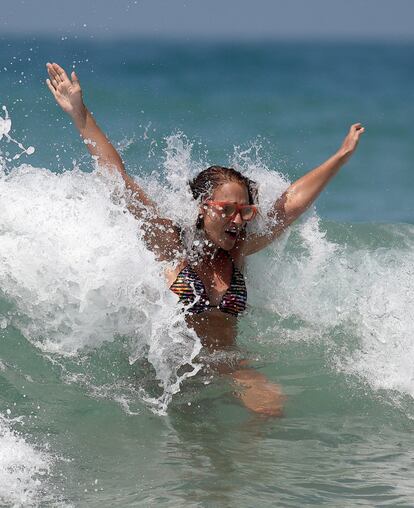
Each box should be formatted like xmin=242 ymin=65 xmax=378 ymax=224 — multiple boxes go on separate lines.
xmin=1 ymin=38 xmax=414 ymax=507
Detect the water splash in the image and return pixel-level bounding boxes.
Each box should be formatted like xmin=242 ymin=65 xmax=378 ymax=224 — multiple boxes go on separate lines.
xmin=1 ymin=116 xmax=414 ymax=413
xmin=0 ymin=106 xmax=35 ymax=160
xmin=0 ymin=159 xmax=202 ymax=413
xmin=0 ymin=414 xmax=52 ymax=507
xmin=248 ymin=216 xmax=414 ymax=404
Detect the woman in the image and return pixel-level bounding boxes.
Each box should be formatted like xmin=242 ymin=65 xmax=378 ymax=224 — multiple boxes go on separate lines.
xmin=46 ymin=62 xmax=364 ymax=415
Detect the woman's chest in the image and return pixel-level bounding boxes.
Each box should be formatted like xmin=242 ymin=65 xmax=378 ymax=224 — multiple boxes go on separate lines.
xmin=167 ymin=261 xmax=233 ymax=306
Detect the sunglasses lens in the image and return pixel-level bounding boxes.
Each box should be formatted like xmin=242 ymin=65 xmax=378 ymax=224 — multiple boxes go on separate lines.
xmin=207 ymin=202 xmax=256 ymax=221
xmin=222 ymin=204 xmax=237 ymax=217
xmin=241 ymin=207 xmax=255 ymax=220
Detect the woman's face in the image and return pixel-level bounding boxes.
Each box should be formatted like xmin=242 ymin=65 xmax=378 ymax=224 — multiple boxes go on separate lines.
xmin=201 ymin=180 xmax=250 ymax=251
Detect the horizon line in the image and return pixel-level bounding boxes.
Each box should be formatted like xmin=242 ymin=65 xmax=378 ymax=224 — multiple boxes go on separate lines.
xmin=2 ymin=32 xmax=414 ymax=44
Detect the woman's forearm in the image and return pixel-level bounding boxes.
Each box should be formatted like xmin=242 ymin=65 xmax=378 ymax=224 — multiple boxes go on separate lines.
xmin=70 ymin=105 xmax=180 ymax=254
xmin=45 ymin=62 xmax=183 ymax=261
xmin=273 ymin=124 xmax=364 ymax=227
xmin=283 ymin=148 xmax=348 ymax=220
xmin=71 ymin=106 xmax=126 ymax=177
xmin=72 ymin=107 xmax=157 ymax=210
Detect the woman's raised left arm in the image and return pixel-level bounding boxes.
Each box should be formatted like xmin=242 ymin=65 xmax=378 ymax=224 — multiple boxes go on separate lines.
xmin=241 ymin=123 xmax=365 ymax=256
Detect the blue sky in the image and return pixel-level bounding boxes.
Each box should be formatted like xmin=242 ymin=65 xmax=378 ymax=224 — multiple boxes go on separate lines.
xmin=2 ymin=0 xmax=414 ymax=40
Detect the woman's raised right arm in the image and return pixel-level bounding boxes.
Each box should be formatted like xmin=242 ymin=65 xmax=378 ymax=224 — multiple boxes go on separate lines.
xmin=46 ymin=62 xmax=182 ymax=261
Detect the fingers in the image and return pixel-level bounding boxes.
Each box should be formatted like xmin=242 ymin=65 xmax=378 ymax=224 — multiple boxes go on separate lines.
xmin=46 ymin=63 xmax=56 ymax=85
xmin=46 ymin=62 xmax=71 ymax=86
xmin=349 ymin=123 xmax=365 ymax=139
xmin=46 ymin=62 xmax=58 ymax=80
xmin=45 ymin=78 xmax=57 ymax=96
xmin=52 ymin=62 xmax=69 ymax=82
xmin=355 ymin=125 xmax=365 ymax=138
xmin=350 ymin=123 xmax=365 ymax=132
xmin=71 ymin=71 xmax=80 ymax=87
xmin=46 ymin=62 xmax=61 ymax=90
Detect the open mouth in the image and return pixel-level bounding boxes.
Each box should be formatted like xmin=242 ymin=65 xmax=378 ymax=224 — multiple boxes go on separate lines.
xmin=225 ymin=228 xmax=239 ymax=240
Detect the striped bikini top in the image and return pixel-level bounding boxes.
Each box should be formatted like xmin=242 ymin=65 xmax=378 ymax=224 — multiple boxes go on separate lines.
xmin=170 ymin=261 xmax=247 ymax=317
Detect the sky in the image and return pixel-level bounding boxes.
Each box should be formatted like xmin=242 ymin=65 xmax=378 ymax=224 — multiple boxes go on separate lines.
xmin=1 ymin=0 xmax=414 ymax=41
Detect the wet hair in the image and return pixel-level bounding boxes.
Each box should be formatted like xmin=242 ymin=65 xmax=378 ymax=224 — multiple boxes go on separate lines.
xmin=189 ymin=166 xmax=258 ymax=229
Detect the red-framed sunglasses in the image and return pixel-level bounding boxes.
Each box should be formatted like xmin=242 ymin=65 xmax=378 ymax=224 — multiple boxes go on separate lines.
xmin=204 ymin=201 xmax=258 ymax=221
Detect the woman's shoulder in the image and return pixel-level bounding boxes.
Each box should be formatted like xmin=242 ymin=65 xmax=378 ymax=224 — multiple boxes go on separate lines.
xmin=165 ymin=258 xmax=188 ymax=287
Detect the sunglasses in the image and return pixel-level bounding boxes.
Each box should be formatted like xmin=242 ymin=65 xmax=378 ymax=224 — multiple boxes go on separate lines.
xmin=204 ymin=201 xmax=258 ymax=221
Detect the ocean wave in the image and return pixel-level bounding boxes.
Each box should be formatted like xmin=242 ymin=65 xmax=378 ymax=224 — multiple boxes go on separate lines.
xmin=1 ymin=123 xmax=414 ymax=413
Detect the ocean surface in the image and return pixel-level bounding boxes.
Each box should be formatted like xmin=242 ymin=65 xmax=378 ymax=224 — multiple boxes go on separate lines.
xmin=1 ymin=37 xmax=414 ymax=507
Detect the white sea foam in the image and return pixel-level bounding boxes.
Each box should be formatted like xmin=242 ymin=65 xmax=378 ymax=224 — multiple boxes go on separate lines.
xmin=249 ymin=214 xmax=414 ymax=401
xmin=339 ymin=246 xmax=414 ymax=399
xmin=0 ymin=415 xmax=51 ymax=507
xmin=1 ymin=108 xmax=414 ymax=411
xmin=0 ymin=161 xmax=203 ymax=411
xmin=0 ymin=128 xmax=211 ymax=411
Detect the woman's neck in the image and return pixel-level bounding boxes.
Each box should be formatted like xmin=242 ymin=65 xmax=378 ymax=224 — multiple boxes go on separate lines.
xmin=196 ymin=250 xmax=232 ymax=278
xmin=190 ymin=238 xmax=225 ymax=268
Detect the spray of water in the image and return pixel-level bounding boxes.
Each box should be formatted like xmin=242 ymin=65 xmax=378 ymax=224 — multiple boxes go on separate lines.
xmin=1 ymin=107 xmax=414 ymax=415
xmin=0 ymin=414 xmax=52 ymax=507
xmin=0 ymin=106 xmax=35 ymax=160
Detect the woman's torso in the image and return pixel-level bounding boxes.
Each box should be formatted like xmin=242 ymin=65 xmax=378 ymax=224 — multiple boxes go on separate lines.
xmin=166 ymin=248 xmax=246 ymax=350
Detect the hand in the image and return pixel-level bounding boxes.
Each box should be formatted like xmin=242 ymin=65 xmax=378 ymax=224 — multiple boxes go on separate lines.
xmin=46 ymin=62 xmax=86 ymax=121
xmin=338 ymin=123 xmax=365 ymax=163
xmin=232 ymin=369 xmax=285 ymax=417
